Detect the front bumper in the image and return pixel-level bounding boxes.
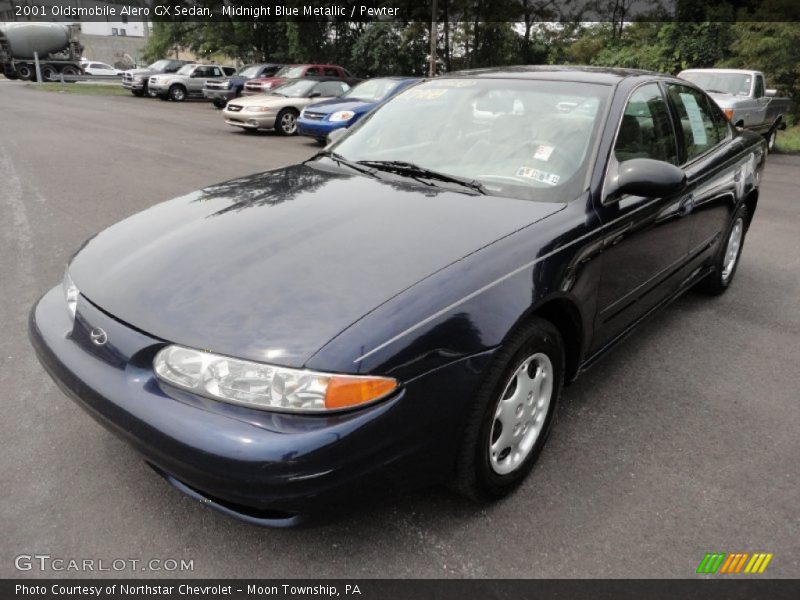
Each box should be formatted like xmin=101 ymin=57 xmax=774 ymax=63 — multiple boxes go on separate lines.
xmin=223 ymin=110 xmax=276 ymax=130
xmin=122 ymin=80 xmax=145 ymax=91
xmin=297 ymin=118 xmax=346 ymax=140
xmin=203 ymin=88 xmax=235 ymax=102
xmin=29 ymin=287 xmax=485 ymax=524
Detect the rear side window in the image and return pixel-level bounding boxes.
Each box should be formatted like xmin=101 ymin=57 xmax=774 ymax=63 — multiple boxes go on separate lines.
xmin=666 ymin=84 xmax=725 ymax=162
xmin=323 ymin=67 xmax=339 ymax=77
xmin=305 ymin=67 xmax=321 ymax=76
xmin=614 ymin=83 xmax=678 ymax=165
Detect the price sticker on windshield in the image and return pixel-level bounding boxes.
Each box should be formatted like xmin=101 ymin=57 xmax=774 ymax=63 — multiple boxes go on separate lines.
xmin=533 ymin=145 xmax=555 ymax=161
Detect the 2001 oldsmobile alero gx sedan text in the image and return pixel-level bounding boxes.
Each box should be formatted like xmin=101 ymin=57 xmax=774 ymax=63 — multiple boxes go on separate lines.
xmin=30 ymin=66 xmax=766 ymax=526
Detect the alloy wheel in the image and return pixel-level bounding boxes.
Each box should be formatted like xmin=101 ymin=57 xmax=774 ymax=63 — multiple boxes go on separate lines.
xmin=281 ymin=112 xmax=297 ymax=134
xmin=721 ymin=217 xmax=744 ymax=282
xmin=489 ymin=352 xmax=553 ymax=475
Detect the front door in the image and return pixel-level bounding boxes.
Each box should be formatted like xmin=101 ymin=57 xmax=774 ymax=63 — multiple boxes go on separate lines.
xmin=591 ymin=82 xmax=695 ymax=352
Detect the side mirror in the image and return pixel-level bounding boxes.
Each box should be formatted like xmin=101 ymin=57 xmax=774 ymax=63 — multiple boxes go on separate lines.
xmin=326 ymin=128 xmax=347 ymax=146
xmin=609 ymin=158 xmax=686 ymax=200
xmin=308 ymin=91 xmax=322 ymax=98
xmin=765 ymin=89 xmax=777 ymax=97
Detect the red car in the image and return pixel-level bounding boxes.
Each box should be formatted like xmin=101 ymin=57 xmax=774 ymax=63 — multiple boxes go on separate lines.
xmin=243 ymin=64 xmax=357 ymax=95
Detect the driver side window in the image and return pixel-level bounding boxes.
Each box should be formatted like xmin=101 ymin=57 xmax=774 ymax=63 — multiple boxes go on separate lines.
xmin=614 ymin=83 xmax=678 ymax=165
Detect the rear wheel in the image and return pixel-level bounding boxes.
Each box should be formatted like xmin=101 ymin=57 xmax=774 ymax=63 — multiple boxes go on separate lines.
xmin=454 ymin=317 xmax=564 ymax=500
xmin=696 ymin=205 xmax=749 ymax=296
xmin=766 ymin=125 xmax=779 ymax=153
xmin=60 ymin=65 xmax=80 ymax=82
xmin=276 ymin=108 xmax=299 ymax=135
xmin=169 ymin=85 xmax=187 ymax=102
xmin=40 ymin=65 xmax=58 ymax=81
xmin=16 ymin=64 xmax=34 ymax=81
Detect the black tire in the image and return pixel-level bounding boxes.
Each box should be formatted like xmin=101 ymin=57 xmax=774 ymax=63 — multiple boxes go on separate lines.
xmin=454 ymin=317 xmax=564 ymax=501
xmin=16 ymin=64 xmax=34 ymax=81
xmin=4 ymin=71 xmax=19 ymax=80
xmin=131 ymin=90 xmax=144 ymax=97
xmin=60 ymin=65 xmax=80 ymax=83
xmin=765 ymin=124 xmax=779 ymax=153
xmin=276 ymin=108 xmax=299 ymax=135
xmin=169 ymin=84 xmax=187 ymax=102
xmin=212 ymin=98 xmax=227 ymax=109
xmin=696 ymin=204 xmax=749 ymax=296
xmin=40 ymin=65 xmax=58 ymax=81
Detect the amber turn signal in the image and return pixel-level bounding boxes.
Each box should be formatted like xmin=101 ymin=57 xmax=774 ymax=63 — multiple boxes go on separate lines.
xmin=324 ymin=375 xmax=398 ymax=410
xmin=722 ymin=108 xmax=735 ymax=121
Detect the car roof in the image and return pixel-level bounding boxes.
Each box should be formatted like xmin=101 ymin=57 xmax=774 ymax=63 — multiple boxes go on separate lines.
xmin=679 ymin=68 xmax=756 ymax=74
xmin=444 ymin=65 xmax=672 ymax=85
xmin=278 ymin=76 xmax=347 ymax=83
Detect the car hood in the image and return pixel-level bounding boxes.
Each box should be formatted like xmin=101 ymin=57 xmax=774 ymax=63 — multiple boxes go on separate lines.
xmin=304 ymin=98 xmax=376 ymax=115
xmin=227 ymin=94 xmax=318 ymax=109
xmin=706 ymin=91 xmax=740 ymax=107
xmin=125 ymin=68 xmax=153 ymax=76
xmin=70 ymin=164 xmax=564 ymax=369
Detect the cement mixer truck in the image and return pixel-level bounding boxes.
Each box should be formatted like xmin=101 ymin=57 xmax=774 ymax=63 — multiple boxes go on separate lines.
xmin=1 ymin=22 xmax=84 ymax=81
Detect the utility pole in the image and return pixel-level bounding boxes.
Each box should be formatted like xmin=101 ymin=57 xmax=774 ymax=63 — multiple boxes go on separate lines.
xmin=429 ymin=0 xmax=437 ymax=77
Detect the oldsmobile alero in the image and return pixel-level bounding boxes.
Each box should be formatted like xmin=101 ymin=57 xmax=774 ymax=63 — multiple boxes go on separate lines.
xmin=30 ymin=67 xmax=766 ymax=526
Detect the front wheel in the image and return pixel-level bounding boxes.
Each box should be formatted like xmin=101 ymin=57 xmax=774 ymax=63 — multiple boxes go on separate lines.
xmin=131 ymin=90 xmax=144 ymax=97
xmin=454 ymin=317 xmax=564 ymax=501
xmin=169 ymin=85 xmax=187 ymax=102
xmin=696 ymin=205 xmax=749 ymax=296
xmin=276 ymin=108 xmax=299 ymax=135
xmin=212 ymin=98 xmax=227 ymax=109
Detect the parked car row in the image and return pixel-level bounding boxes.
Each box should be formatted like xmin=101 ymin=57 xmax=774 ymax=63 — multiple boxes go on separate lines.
xmin=121 ymin=59 xmax=421 ymax=141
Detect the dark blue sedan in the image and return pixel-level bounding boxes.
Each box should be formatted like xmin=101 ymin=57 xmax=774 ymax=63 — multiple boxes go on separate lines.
xmin=297 ymin=76 xmax=419 ymax=142
xmin=30 ymin=67 xmax=765 ymax=526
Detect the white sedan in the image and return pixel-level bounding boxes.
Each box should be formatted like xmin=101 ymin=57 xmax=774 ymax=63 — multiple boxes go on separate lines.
xmin=82 ymin=62 xmax=123 ymax=77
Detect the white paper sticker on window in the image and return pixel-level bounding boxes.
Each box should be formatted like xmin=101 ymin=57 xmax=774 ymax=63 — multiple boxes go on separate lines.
xmin=679 ymin=93 xmax=708 ymax=145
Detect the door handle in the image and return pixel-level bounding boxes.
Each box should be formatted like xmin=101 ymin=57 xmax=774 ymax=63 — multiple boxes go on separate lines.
xmin=678 ymin=195 xmax=694 ymax=216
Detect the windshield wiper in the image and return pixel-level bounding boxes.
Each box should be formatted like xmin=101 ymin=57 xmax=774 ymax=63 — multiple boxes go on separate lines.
xmin=705 ymin=89 xmax=730 ymax=94
xmin=356 ymin=160 xmax=487 ymax=195
xmin=312 ymin=150 xmax=379 ymax=179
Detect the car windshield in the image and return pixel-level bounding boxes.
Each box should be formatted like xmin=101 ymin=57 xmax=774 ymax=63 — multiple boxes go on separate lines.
xmin=681 ymin=72 xmax=752 ymax=96
xmin=276 ymin=66 xmax=306 ymax=79
xmin=344 ymin=79 xmax=404 ymax=102
xmin=330 ymin=78 xmax=610 ymax=202
xmin=271 ymin=80 xmax=316 ymax=97
xmin=147 ymin=60 xmax=170 ymax=71
xmin=238 ymin=65 xmax=261 ymax=78
xmin=176 ymin=65 xmax=194 ymax=76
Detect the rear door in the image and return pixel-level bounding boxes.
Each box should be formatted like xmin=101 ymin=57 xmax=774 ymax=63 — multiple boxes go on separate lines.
xmin=665 ymin=83 xmax=741 ymax=266
xmin=592 ymin=82 xmax=695 ymax=351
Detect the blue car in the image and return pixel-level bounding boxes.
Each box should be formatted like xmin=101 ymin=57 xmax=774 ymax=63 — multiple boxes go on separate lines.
xmin=297 ymin=76 xmax=420 ymax=141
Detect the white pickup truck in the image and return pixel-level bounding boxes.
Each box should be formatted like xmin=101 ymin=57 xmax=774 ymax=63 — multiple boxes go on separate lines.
xmin=678 ymin=68 xmax=791 ymax=151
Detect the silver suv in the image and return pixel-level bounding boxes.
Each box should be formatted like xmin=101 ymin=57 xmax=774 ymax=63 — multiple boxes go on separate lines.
xmin=148 ymin=64 xmax=233 ymax=102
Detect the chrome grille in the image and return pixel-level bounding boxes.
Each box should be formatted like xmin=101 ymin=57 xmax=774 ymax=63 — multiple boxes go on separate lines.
xmin=303 ymin=112 xmax=325 ymax=121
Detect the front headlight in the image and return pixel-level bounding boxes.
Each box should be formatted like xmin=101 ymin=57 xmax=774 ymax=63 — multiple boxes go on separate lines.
xmin=245 ymin=105 xmax=272 ymax=112
xmin=63 ymin=270 xmax=78 ymax=321
xmin=329 ymin=110 xmax=355 ymax=122
xmin=154 ymin=345 xmax=397 ymax=413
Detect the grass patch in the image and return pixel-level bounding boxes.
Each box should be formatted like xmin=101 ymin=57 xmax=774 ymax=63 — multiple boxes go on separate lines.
xmin=775 ymin=124 xmax=800 ymax=154
xmin=29 ymin=82 xmax=130 ymax=96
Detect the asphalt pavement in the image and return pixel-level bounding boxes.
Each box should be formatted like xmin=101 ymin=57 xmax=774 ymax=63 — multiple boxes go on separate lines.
xmin=1 ymin=81 xmax=798 ymax=578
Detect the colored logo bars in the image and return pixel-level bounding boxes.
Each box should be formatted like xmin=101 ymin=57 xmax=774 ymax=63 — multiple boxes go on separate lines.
xmin=696 ymin=552 xmax=774 ymax=574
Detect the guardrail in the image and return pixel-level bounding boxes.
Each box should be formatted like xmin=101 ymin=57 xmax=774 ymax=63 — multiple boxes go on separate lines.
xmin=48 ymin=74 xmax=123 ymax=84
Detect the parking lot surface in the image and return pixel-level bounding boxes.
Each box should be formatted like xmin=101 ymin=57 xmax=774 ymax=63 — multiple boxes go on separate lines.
xmin=1 ymin=83 xmax=798 ymax=578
